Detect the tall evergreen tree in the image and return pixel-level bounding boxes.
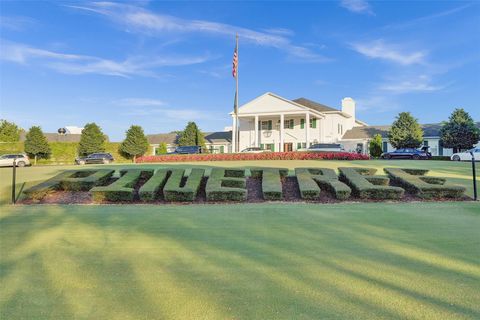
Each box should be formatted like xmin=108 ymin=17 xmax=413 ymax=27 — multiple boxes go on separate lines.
xmin=178 ymin=122 xmax=206 ymax=147
xmin=119 ymin=125 xmax=149 ymax=162
xmin=440 ymin=108 xmax=479 ymax=153
xmin=156 ymin=142 xmax=168 ymax=154
xmin=369 ymin=134 xmax=383 ymax=158
xmin=388 ymin=112 xmax=423 ymax=149
xmin=0 ymin=119 xmax=22 ymax=142
xmin=78 ymin=123 xmax=106 ymax=156
xmin=24 ymin=126 xmax=51 ymax=165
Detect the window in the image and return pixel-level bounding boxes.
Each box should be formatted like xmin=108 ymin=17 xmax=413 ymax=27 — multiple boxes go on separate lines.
xmin=337 ymin=124 xmax=343 ymax=134
xmin=309 ymin=117 xmax=317 ymax=128
xmin=423 ymin=140 xmax=429 ymax=147
xmin=382 ymin=141 xmax=388 ymax=152
xmin=300 ymin=119 xmax=305 ymax=129
xmin=261 ymin=120 xmax=272 ymax=130
xmin=265 ymin=144 xmax=275 ymax=151
xmin=284 ymin=119 xmax=294 ymax=129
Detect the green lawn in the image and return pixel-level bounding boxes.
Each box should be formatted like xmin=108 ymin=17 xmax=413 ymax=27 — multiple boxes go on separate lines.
xmin=1 ymin=160 xmax=479 ymax=319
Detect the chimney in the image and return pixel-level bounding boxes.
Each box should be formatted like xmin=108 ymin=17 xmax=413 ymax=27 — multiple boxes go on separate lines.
xmin=341 ymin=97 xmax=356 ymax=119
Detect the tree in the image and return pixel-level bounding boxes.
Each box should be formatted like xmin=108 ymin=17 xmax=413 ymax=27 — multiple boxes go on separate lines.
xmin=388 ymin=112 xmax=423 ymax=149
xmin=78 ymin=123 xmax=106 ymax=156
xmin=156 ymin=142 xmax=168 ymax=154
xmin=0 ymin=119 xmax=22 ymax=142
xmin=369 ymin=134 xmax=383 ymax=158
xmin=119 ymin=125 xmax=149 ymax=162
xmin=440 ymin=108 xmax=480 ymax=153
xmin=178 ymin=122 xmax=206 ymax=147
xmin=24 ymin=126 xmax=51 ymax=165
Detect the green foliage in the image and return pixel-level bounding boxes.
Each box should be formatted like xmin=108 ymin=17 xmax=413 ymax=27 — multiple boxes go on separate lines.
xmin=163 ymin=168 xmax=204 ymax=201
xmin=91 ymin=169 xmax=152 ymax=202
xmin=388 ymin=112 xmax=423 ymax=149
xmin=250 ymin=168 xmax=288 ymax=200
xmin=338 ymin=167 xmax=404 ymax=199
xmin=178 ymin=122 xmax=206 ymax=147
xmin=295 ymin=168 xmax=351 ymax=200
xmin=78 ymin=123 xmax=106 ymax=156
xmin=206 ymin=168 xmax=247 ymax=201
xmin=119 ymin=125 xmax=149 ymax=161
xmin=369 ymin=134 xmax=383 ymax=158
xmin=0 ymin=119 xmax=22 ymax=142
xmin=138 ymin=169 xmax=170 ymax=201
xmin=156 ymin=143 xmax=168 ymax=154
xmin=440 ymin=108 xmax=480 ymax=152
xmin=0 ymin=142 xmax=23 ymax=155
xmin=24 ymin=126 xmax=51 ymax=164
xmin=384 ymin=168 xmax=465 ymax=199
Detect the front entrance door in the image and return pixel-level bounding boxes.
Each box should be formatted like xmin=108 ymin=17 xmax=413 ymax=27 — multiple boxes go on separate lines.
xmin=284 ymin=143 xmax=293 ymax=152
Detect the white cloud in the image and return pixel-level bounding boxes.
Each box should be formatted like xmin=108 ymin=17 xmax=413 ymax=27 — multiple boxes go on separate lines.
xmin=0 ymin=41 xmax=212 ymax=77
xmin=351 ymin=39 xmax=426 ymax=65
xmin=340 ymin=0 xmax=374 ymax=15
xmin=0 ymin=16 xmax=37 ymax=31
xmin=114 ymin=98 xmax=165 ymax=107
xmin=356 ymin=95 xmax=400 ymax=112
xmin=68 ymin=2 xmax=329 ymax=63
xmin=379 ymin=75 xmax=445 ymax=93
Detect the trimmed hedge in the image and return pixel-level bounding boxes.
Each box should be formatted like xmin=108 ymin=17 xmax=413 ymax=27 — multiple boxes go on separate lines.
xmin=384 ymin=168 xmax=466 ymax=199
xmin=250 ymin=168 xmax=288 ymax=200
xmin=163 ymin=168 xmax=204 ymax=201
xmin=338 ymin=167 xmax=404 ymax=199
xmin=90 ymin=169 xmax=152 ymax=202
xmin=206 ymin=168 xmax=247 ymax=201
xmin=23 ymin=169 xmax=115 ymax=200
xmin=138 ymin=169 xmax=170 ymax=201
xmin=295 ymin=168 xmax=351 ymax=200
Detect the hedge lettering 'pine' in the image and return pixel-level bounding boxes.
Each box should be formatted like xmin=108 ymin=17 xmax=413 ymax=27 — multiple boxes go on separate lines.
xmin=440 ymin=108 xmax=480 ymax=153
xmin=120 ymin=125 xmax=149 ymax=162
xmin=78 ymin=123 xmax=106 ymax=156
xmin=0 ymin=119 xmax=22 ymax=142
xmin=178 ymin=122 xmax=206 ymax=147
xmin=369 ymin=134 xmax=383 ymax=158
xmin=24 ymin=126 xmax=51 ymax=165
xmin=388 ymin=112 xmax=423 ymax=149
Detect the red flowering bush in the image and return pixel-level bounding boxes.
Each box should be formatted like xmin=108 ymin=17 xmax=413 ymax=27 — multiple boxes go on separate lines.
xmin=136 ymin=151 xmax=369 ymax=163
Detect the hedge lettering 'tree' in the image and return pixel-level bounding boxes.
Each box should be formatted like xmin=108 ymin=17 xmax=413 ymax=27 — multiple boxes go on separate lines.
xmin=338 ymin=167 xmax=404 ymax=199
xmin=250 ymin=168 xmax=288 ymax=200
xmin=138 ymin=169 xmax=170 ymax=201
xmin=163 ymin=168 xmax=204 ymax=201
xmin=90 ymin=169 xmax=153 ymax=202
xmin=205 ymin=168 xmax=247 ymax=201
xmin=295 ymin=168 xmax=351 ymax=200
xmin=384 ymin=168 xmax=465 ymax=199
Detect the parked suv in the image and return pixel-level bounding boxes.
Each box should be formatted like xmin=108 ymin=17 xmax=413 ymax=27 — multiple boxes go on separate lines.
xmin=381 ymin=148 xmax=431 ymax=160
xmin=171 ymin=146 xmax=202 ymax=154
xmin=0 ymin=153 xmax=31 ymax=167
xmin=75 ymin=153 xmax=114 ymax=165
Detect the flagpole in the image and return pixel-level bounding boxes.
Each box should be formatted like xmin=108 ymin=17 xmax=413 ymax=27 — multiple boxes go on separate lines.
xmin=235 ymin=33 xmax=239 ymax=152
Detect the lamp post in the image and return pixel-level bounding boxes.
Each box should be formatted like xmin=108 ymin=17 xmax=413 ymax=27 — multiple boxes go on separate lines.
xmin=470 ymin=151 xmax=477 ymax=201
xmin=11 ymin=155 xmax=17 ymax=204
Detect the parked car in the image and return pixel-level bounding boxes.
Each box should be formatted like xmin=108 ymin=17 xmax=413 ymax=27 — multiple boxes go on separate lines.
xmin=241 ymin=147 xmax=270 ymax=153
xmin=300 ymin=143 xmax=344 ymax=152
xmin=381 ymin=148 xmax=431 ymax=160
xmin=451 ymin=148 xmax=480 ymax=161
xmin=0 ymin=153 xmax=31 ymax=167
xmin=170 ymin=146 xmax=202 ymax=154
xmin=75 ymin=153 xmax=114 ymax=165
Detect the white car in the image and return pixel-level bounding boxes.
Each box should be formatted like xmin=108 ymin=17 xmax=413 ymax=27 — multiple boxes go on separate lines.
xmin=450 ymin=148 xmax=480 ymax=161
xmin=241 ymin=147 xmax=270 ymax=153
xmin=299 ymin=143 xmax=345 ymax=152
xmin=0 ymin=153 xmax=31 ymax=167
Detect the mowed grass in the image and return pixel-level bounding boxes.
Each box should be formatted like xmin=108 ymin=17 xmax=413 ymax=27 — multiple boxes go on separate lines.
xmin=0 ymin=160 xmax=479 ymax=319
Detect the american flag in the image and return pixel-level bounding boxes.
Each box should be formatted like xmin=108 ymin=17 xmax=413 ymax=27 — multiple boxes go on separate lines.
xmin=232 ymin=43 xmax=238 ymax=78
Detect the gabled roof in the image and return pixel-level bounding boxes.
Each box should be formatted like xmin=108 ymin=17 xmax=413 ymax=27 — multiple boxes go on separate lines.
xmin=19 ymin=132 xmax=87 ymax=143
xmin=204 ymin=131 xmax=232 ymax=144
xmin=147 ymin=133 xmax=178 ymax=145
xmin=147 ymin=131 xmax=232 ymax=145
xmin=293 ymin=98 xmax=338 ymax=113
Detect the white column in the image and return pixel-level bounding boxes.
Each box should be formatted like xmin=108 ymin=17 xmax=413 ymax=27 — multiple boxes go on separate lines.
xmin=254 ymin=115 xmax=259 ymax=148
xmin=305 ymin=112 xmax=310 ymax=147
xmin=232 ymin=116 xmax=237 ymax=153
xmin=280 ymin=114 xmax=284 ymax=152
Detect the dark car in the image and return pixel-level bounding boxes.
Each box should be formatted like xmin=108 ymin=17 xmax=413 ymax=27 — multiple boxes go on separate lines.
xmin=381 ymin=148 xmax=431 ymax=160
xmin=75 ymin=153 xmax=114 ymax=165
xmin=170 ymin=146 xmax=202 ymax=154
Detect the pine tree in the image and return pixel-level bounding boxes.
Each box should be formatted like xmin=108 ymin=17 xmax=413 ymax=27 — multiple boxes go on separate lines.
xmin=440 ymin=108 xmax=479 ymax=153
xmin=0 ymin=119 xmax=22 ymax=142
xmin=119 ymin=125 xmax=149 ymax=162
xmin=157 ymin=142 xmax=168 ymax=154
xmin=78 ymin=123 xmax=106 ymax=156
xmin=24 ymin=126 xmax=51 ymax=165
xmin=388 ymin=112 xmax=423 ymax=149
xmin=178 ymin=122 xmax=206 ymax=147
xmin=369 ymin=134 xmax=383 ymax=158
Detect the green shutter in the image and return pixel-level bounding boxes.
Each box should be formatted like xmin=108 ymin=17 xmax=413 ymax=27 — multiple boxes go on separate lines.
xmin=268 ymin=120 xmax=272 ymax=130
xmin=300 ymin=119 xmax=305 ymax=129
xmin=220 ymin=146 xmax=224 ymax=153
xmin=260 ymin=144 xmax=264 ymax=150
xmin=270 ymin=144 xmax=275 ymax=151
xmin=290 ymin=119 xmax=294 ymax=128
xmin=312 ymin=118 xmax=317 ymax=128
xmin=297 ymin=143 xmax=301 ymax=149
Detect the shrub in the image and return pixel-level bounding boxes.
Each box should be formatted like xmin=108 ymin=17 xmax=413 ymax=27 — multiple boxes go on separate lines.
xmin=163 ymin=168 xmax=204 ymax=201
xmin=206 ymin=168 xmax=247 ymax=201
xmin=338 ymin=167 xmax=404 ymax=199
xmin=250 ymin=168 xmax=288 ymax=200
xmin=90 ymin=169 xmax=152 ymax=202
xmin=137 ymin=151 xmax=369 ymax=163
xmin=138 ymin=169 xmax=170 ymax=201
xmin=295 ymin=168 xmax=351 ymax=200
xmin=369 ymin=134 xmax=383 ymax=158
xmin=384 ymin=168 xmax=466 ymax=199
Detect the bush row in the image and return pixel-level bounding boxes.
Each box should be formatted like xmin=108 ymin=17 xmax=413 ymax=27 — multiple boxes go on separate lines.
xmin=250 ymin=168 xmax=288 ymax=200
xmin=137 ymin=151 xmax=369 ymax=163
xmin=384 ymin=168 xmax=465 ymax=199
xmin=206 ymin=168 xmax=247 ymax=201
xmin=295 ymin=168 xmax=351 ymax=200
xmin=338 ymin=167 xmax=404 ymax=199
xmin=90 ymin=169 xmax=152 ymax=202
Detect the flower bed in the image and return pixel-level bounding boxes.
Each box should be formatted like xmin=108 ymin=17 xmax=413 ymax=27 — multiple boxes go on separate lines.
xmin=136 ymin=151 xmax=369 ymax=163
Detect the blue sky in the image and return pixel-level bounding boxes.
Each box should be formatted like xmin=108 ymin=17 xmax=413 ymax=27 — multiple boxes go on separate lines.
xmin=1 ymin=0 xmax=479 ymax=141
